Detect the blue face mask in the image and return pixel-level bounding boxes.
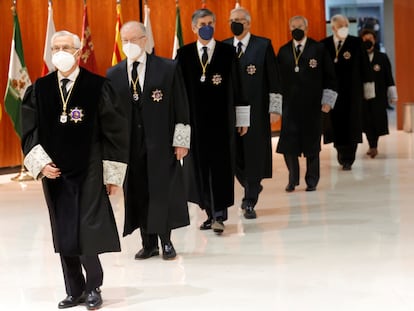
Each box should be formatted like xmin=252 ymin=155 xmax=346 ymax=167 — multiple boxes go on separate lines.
xmin=198 ymin=25 xmax=214 ymax=40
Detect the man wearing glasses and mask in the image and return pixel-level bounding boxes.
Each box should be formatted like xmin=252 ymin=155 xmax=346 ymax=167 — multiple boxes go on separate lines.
xmin=107 ymin=21 xmax=191 ymax=261
xmin=21 ymin=30 xmax=128 ymax=310
xmin=224 ymin=7 xmax=282 ymax=219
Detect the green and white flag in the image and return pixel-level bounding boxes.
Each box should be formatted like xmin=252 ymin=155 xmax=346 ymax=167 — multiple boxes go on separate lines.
xmin=4 ymin=8 xmax=31 ymax=139
xmin=172 ymin=4 xmax=184 ymax=59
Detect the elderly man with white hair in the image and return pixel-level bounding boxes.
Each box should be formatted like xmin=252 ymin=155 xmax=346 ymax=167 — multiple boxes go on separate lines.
xmin=21 ymin=30 xmax=128 ymax=310
xmin=321 ymin=14 xmax=375 ymax=171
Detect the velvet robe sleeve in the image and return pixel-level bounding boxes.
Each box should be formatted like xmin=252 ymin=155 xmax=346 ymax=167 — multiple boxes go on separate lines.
xmin=99 ymin=80 xmax=129 ymax=186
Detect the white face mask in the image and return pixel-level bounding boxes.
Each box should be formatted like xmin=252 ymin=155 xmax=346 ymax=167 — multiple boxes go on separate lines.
xmin=122 ymin=42 xmax=143 ymax=60
xmin=52 ymin=50 xmax=77 ymax=72
xmin=337 ymin=26 xmax=349 ymax=39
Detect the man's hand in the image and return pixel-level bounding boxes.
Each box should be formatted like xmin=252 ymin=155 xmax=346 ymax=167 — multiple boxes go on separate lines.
xmin=106 ymin=184 xmax=119 ymax=196
xmin=270 ymin=113 xmax=281 ymax=123
xmin=41 ymin=163 xmax=61 ymax=179
xmin=238 ymin=127 xmax=248 ymax=136
xmin=321 ymin=104 xmax=332 ymax=113
xmin=175 ymin=147 xmax=189 ymax=160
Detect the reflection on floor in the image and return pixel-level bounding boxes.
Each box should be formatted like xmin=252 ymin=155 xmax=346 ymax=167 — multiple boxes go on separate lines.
xmin=1 ymin=116 xmax=414 ymax=311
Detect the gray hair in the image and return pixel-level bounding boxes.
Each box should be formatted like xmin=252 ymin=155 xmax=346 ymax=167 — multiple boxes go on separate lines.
xmin=331 ymin=14 xmax=349 ymax=26
xmin=191 ymin=9 xmax=216 ymax=26
xmin=51 ymin=30 xmax=81 ymax=49
xmin=230 ymin=7 xmax=251 ymax=23
xmin=121 ymin=21 xmax=147 ymax=36
xmin=289 ymin=15 xmax=308 ymax=28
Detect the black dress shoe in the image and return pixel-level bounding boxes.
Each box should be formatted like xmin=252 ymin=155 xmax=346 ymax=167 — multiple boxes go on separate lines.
xmin=211 ymin=218 xmax=225 ymax=234
xmin=285 ymin=184 xmax=296 ymax=192
xmin=199 ymin=218 xmax=212 ymax=230
xmin=306 ymin=186 xmax=317 ymax=192
xmin=243 ymin=205 xmax=257 ymax=219
xmin=58 ymin=293 xmax=86 ymax=309
xmin=86 ymin=288 xmax=102 ymax=310
xmin=162 ymin=242 xmax=177 ymax=260
xmin=342 ymin=163 xmax=352 ymax=171
xmin=134 ymin=247 xmax=159 ymax=259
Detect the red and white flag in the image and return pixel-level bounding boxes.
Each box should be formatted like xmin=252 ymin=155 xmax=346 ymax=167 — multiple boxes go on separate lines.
xmin=41 ymin=1 xmax=56 ymax=76
xmin=80 ymin=2 xmax=97 ymax=72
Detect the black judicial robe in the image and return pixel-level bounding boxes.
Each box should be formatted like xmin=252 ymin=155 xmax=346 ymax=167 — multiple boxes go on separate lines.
xmin=321 ymin=35 xmax=372 ymax=146
xmin=276 ymin=38 xmax=337 ymax=156
xmin=21 ymin=68 xmax=128 ymax=256
xmin=224 ymin=35 xmax=280 ymax=181
xmin=176 ymin=41 xmax=244 ymax=211
xmin=107 ymin=54 xmax=190 ymax=236
xmin=363 ymin=50 xmax=395 ymax=137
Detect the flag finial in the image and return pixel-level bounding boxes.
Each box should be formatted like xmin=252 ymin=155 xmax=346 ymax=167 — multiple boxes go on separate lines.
xmin=11 ymin=0 xmax=16 ymax=15
xmin=201 ymin=0 xmax=206 ymax=9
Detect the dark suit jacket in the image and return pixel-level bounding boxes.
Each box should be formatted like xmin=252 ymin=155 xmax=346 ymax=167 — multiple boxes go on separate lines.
xmin=363 ymin=50 xmax=395 ymax=137
xmin=321 ymin=35 xmax=373 ymax=145
xmin=277 ymin=38 xmax=337 ymax=156
xmin=21 ymin=68 xmax=127 ymax=255
xmin=224 ymin=34 xmax=280 ymax=181
xmin=176 ymin=41 xmax=245 ymax=211
xmin=107 ymin=54 xmax=190 ymax=235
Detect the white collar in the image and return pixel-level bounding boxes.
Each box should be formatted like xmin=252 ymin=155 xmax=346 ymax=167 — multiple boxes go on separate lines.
xmin=234 ymin=32 xmax=251 ymax=48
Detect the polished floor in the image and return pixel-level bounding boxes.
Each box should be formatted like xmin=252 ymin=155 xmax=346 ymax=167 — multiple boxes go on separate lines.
xmin=1 ymin=113 xmax=414 ymax=311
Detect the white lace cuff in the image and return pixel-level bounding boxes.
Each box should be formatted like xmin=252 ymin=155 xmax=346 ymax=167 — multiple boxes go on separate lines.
xmin=364 ymin=82 xmax=376 ymax=100
xmin=172 ymin=123 xmax=191 ymax=149
xmin=269 ymin=93 xmax=282 ymax=115
xmin=103 ymin=160 xmax=127 ymax=187
xmin=321 ymin=89 xmax=338 ymax=108
xmin=24 ymin=144 xmax=52 ymax=180
xmin=387 ymin=86 xmax=398 ymax=101
xmin=235 ymin=106 xmax=250 ymax=127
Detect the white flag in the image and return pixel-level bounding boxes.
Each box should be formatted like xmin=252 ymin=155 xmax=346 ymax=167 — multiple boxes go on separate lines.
xmin=41 ymin=1 xmax=56 ymax=76
xmin=144 ymin=4 xmax=155 ymax=54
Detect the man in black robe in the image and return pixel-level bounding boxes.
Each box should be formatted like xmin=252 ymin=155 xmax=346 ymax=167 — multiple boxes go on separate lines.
xmin=107 ymin=21 xmax=190 ymax=260
xmin=21 ymin=30 xmax=128 ymax=310
xmin=360 ymin=28 xmax=398 ymax=158
xmin=277 ymin=16 xmax=337 ymax=192
xmin=176 ymin=8 xmax=249 ymax=234
xmin=321 ymin=14 xmax=375 ymax=170
xmin=224 ymin=7 xmax=282 ymax=219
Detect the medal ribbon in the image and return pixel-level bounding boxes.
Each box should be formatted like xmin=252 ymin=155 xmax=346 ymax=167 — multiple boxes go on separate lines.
xmin=292 ymin=42 xmax=304 ymax=70
xmin=58 ymin=78 xmax=76 ymax=119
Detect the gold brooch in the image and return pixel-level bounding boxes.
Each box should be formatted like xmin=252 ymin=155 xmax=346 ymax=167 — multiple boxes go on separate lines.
xmin=212 ymin=74 xmax=222 ymax=85
xmin=373 ymin=64 xmax=381 ymax=72
xmin=309 ymin=59 xmax=318 ymax=68
xmin=343 ymin=51 xmax=351 ymax=60
xmin=69 ymin=107 xmax=84 ymax=123
xmin=151 ymin=89 xmax=163 ymax=102
xmin=246 ymin=64 xmax=257 ymax=75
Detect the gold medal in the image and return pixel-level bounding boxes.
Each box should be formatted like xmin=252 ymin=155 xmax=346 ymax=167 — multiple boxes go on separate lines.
xmin=200 ymin=74 xmax=206 ymax=82
xmin=294 ymin=66 xmax=299 ymax=73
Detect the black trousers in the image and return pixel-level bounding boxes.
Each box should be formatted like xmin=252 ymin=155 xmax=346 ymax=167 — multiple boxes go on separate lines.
xmin=140 ymin=228 xmax=171 ymax=249
xmin=203 ymin=168 xmax=228 ymax=221
xmin=60 ymin=255 xmax=103 ymax=297
xmin=283 ymin=154 xmax=320 ymax=188
xmin=235 ymin=173 xmax=262 ymax=207
xmin=335 ymin=144 xmax=358 ymax=166
xmin=366 ymin=134 xmax=379 ymax=149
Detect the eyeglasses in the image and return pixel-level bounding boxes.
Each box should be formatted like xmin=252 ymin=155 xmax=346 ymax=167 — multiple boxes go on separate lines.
xmin=229 ymin=18 xmax=247 ymax=24
xmin=121 ymin=35 xmax=146 ymax=45
xmin=51 ymin=45 xmax=77 ymax=53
